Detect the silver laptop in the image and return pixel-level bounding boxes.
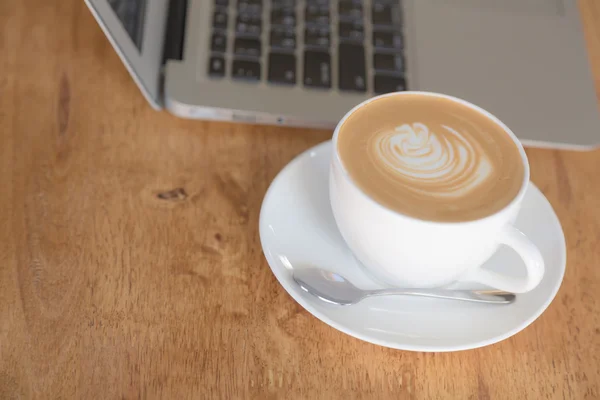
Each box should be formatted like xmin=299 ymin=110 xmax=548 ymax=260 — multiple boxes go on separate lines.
xmin=85 ymin=0 xmax=599 ymax=150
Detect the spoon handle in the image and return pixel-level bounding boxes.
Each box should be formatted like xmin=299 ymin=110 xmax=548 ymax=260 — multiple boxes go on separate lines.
xmin=367 ymin=288 xmax=516 ymax=304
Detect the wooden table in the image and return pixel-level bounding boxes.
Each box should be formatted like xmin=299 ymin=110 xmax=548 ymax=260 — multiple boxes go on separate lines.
xmin=1 ymin=1 xmax=599 ymax=398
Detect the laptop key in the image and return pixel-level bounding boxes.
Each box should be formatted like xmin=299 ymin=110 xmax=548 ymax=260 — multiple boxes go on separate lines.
xmin=270 ymin=27 xmax=296 ymax=51
xmin=305 ymin=26 xmax=330 ymax=49
xmin=211 ymin=32 xmax=227 ymax=53
xmin=338 ymin=1 xmax=363 ymax=21
xmin=304 ymin=51 xmax=331 ymax=88
xmin=212 ymin=11 xmax=228 ymax=30
xmin=374 ymin=53 xmax=403 ymax=73
xmin=372 ymin=3 xmax=394 ymax=26
xmin=305 ymin=4 xmax=330 ymax=26
xmin=339 ymin=21 xmax=364 ymax=42
xmin=237 ymin=13 xmax=262 ymax=24
xmin=339 ymin=43 xmax=366 ymax=92
xmin=238 ymin=2 xmax=262 ymax=15
xmin=373 ymin=30 xmax=402 ymax=49
xmin=374 ymin=75 xmax=406 ymax=94
xmin=268 ymin=53 xmax=296 ymax=85
xmin=232 ymin=60 xmax=261 ymax=81
xmin=234 ymin=37 xmax=262 ymax=58
xmin=209 ymin=56 xmax=226 ymax=77
xmin=236 ymin=16 xmax=262 ymax=37
xmin=271 ymin=9 xmax=296 ymax=27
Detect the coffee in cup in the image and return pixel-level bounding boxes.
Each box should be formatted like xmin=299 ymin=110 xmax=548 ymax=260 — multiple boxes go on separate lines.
xmin=337 ymin=93 xmax=525 ymax=222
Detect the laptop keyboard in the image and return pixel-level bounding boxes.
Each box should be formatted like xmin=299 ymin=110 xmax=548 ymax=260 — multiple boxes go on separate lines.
xmin=208 ymin=0 xmax=406 ymax=94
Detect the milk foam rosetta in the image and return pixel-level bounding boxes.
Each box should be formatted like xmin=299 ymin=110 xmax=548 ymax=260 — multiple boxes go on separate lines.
xmin=373 ymin=122 xmax=491 ymax=199
xmin=337 ymin=94 xmax=525 ymax=222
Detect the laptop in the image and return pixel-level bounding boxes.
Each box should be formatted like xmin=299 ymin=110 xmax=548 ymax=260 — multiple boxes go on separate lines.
xmin=85 ymin=0 xmax=599 ymax=150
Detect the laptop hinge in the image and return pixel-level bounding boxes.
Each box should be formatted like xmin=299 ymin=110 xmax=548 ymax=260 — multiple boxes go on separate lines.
xmin=163 ymin=0 xmax=188 ymax=63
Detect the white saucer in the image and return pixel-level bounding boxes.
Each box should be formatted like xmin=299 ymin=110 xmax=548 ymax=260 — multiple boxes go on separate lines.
xmin=259 ymin=141 xmax=566 ymax=352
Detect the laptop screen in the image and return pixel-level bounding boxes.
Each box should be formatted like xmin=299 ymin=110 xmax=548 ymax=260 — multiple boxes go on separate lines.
xmin=108 ymin=0 xmax=147 ymax=51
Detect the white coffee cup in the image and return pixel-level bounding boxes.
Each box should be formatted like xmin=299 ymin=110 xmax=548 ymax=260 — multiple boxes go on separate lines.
xmin=329 ymin=92 xmax=544 ymax=293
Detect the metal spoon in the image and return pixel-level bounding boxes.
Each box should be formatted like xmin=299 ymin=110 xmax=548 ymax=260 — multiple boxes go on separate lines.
xmin=293 ymin=268 xmax=516 ymax=305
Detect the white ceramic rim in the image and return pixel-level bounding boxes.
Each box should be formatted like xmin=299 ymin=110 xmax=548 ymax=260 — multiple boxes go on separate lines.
xmin=331 ymin=91 xmax=531 ymax=226
xmin=259 ymin=141 xmax=566 ymax=352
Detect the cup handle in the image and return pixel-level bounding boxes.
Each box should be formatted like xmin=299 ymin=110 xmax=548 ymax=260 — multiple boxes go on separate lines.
xmin=466 ymin=225 xmax=545 ymax=293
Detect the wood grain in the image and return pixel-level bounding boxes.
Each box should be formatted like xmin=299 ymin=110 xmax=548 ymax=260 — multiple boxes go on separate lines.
xmin=0 ymin=0 xmax=599 ymax=398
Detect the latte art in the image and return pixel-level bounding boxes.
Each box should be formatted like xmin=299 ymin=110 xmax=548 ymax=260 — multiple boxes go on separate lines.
xmin=337 ymin=93 xmax=525 ymax=222
xmin=373 ymin=123 xmax=491 ymax=198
